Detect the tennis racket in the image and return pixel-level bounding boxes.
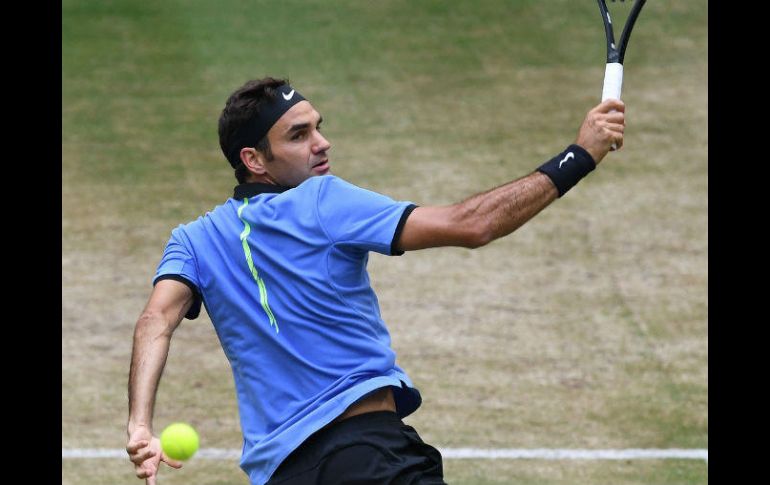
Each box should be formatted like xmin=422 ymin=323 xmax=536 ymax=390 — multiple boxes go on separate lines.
xmin=597 ymin=0 xmax=647 ymax=149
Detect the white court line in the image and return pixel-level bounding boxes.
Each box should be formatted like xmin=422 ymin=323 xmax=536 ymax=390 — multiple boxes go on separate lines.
xmin=62 ymin=448 xmax=708 ymax=462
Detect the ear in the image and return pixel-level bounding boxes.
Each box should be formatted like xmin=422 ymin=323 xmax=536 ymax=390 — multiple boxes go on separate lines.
xmin=239 ymin=147 xmax=268 ymax=176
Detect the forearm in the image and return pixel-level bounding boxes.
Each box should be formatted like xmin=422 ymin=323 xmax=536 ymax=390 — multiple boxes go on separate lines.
xmin=452 ymin=98 xmax=625 ymax=246
xmin=127 ymin=312 xmax=175 ymax=435
xmin=396 ymin=170 xmax=559 ymax=251
xmin=456 ymin=170 xmax=558 ymax=246
xmin=387 ymin=100 xmax=624 ymax=253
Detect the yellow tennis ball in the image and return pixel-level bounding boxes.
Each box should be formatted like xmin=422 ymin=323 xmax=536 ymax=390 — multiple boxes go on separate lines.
xmin=160 ymin=422 xmax=199 ymax=461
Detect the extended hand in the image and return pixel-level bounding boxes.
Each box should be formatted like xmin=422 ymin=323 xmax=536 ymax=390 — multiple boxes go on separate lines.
xmin=575 ymin=98 xmax=626 ymax=164
xmin=126 ymin=426 xmax=183 ymax=484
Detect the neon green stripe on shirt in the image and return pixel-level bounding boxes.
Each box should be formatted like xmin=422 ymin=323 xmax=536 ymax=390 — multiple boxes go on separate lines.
xmin=238 ymin=198 xmax=279 ymax=333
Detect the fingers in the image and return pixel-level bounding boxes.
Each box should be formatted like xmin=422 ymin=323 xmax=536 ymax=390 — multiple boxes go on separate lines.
xmin=589 ymin=100 xmax=625 ymax=128
xmin=131 ymin=448 xmax=157 ymax=465
xmin=128 ymin=438 xmax=159 ymax=480
xmin=575 ymin=100 xmax=627 ymax=163
xmin=161 ymin=453 xmax=184 ymax=469
xmin=127 ymin=441 xmax=153 ymax=461
xmin=606 ymin=121 xmax=624 ymax=146
xmin=136 ymin=462 xmax=156 ymax=479
xmin=607 ymin=127 xmax=624 ymax=151
xmin=127 ymin=435 xmax=183 ymax=484
xmin=605 ymin=110 xmax=625 ymax=124
xmin=127 ymin=442 xmax=157 ymax=466
xmin=126 ymin=440 xmax=149 ymax=454
xmin=599 ymin=113 xmax=625 ymax=151
xmin=613 ymin=133 xmax=624 ymax=150
xmin=596 ymin=98 xmax=625 ymax=113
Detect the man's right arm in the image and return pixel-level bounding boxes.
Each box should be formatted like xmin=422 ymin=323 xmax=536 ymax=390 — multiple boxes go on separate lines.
xmin=126 ymin=279 xmax=194 ymax=483
xmin=396 ymin=98 xmax=626 ymax=252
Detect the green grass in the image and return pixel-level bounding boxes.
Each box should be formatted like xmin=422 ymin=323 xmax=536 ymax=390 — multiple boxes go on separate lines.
xmin=63 ymin=1 xmax=708 ymax=483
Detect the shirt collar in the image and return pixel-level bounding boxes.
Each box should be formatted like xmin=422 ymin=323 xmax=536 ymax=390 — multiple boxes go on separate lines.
xmin=233 ymin=182 xmax=293 ymax=199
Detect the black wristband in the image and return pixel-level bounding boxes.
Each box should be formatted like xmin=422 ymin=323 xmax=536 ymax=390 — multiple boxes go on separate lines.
xmin=536 ymin=144 xmax=596 ymax=197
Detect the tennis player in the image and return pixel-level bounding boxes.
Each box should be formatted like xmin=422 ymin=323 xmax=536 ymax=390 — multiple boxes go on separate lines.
xmin=126 ymin=77 xmax=625 ymax=484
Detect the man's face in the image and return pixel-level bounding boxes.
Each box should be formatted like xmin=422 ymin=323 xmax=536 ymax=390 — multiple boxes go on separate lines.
xmin=262 ymin=100 xmax=331 ymax=187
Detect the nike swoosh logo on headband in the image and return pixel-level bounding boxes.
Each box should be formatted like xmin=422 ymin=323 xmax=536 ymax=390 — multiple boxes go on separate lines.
xmin=282 ymin=89 xmax=295 ymax=101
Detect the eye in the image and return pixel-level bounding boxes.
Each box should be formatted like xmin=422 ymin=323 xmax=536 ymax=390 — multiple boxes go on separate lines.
xmin=291 ymin=131 xmax=305 ymax=141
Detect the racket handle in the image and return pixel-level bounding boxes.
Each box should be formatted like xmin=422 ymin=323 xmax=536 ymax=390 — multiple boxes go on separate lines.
xmin=601 ymin=62 xmax=624 ymax=150
xmin=601 ymin=62 xmax=624 ymax=102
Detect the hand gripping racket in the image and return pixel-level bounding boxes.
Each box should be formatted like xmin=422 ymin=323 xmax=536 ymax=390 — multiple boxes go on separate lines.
xmin=597 ymin=0 xmax=647 ymax=149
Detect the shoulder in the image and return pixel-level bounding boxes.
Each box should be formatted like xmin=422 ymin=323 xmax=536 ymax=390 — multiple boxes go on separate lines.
xmin=168 ymin=202 xmax=228 ymax=240
xmin=297 ymin=174 xmax=349 ymax=193
xmin=282 ymin=175 xmax=371 ymax=206
xmin=302 ymin=175 xmax=386 ymax=201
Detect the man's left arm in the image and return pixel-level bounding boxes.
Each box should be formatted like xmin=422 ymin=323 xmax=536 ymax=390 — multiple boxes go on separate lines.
xmin=396 ymin=171 xmax=557 ymax=251
xmin=395 ymin=98 xmax=625 ymax=252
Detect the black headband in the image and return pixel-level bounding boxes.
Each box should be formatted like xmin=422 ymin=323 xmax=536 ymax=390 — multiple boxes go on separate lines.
xmin=226 ymin=84 xmax=306 ymax=168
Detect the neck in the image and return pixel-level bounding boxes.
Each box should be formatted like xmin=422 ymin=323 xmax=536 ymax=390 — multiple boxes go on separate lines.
xmin=245 ymin=173 xmax=278 ymax=185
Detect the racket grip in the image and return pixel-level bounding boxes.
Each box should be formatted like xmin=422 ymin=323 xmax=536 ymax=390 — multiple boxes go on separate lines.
xmin=601 ymin=62 xmax=624 ymax=102
xmin=601 ymin=62 xmax=624 ymax=150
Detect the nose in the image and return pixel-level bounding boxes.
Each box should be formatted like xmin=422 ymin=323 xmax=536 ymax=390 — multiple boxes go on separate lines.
xmin=313 ymin=131 xmax=331 ymax=154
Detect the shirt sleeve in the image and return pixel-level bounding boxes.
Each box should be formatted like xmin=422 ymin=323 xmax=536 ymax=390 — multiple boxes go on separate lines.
xmin=153 ymin=226 xmax=202 ymax=319
xmin=316 ymin=176 xmax=417 ymax=256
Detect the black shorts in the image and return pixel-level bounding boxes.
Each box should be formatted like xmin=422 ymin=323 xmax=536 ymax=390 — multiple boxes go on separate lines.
xmin=266 ymin=411 xmax=447 ymax=485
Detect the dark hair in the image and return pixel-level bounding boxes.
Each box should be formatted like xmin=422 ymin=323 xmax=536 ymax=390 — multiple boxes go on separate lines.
xmin=218 ymin=77 xmax=287 ymax=183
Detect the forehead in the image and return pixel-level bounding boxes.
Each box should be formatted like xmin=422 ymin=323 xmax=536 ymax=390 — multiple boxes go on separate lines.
xmin=272 ymin=100 xmax=320 ymax=132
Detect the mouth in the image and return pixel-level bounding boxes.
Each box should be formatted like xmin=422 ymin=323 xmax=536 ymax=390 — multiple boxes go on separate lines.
xmin=312 ymin=159 xmax=330 ymax=173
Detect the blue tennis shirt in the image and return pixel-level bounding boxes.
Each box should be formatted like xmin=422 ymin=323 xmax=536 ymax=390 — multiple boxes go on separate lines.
xmin=154 ymin=175 xmax=422 ymax=484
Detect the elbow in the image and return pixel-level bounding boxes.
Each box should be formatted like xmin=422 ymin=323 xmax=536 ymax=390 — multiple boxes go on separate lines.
xmin=463 ymin=221 xmax=494 ymax=249
xmin=466 ymin=230 xmax=493 ymax=249
xmin=450 ymin=205 xmax=494 ymax=249
xmin=137 ymin=310 xmax=160 ymax=325
xmin=135 ymin=310 xmax=174 ymax=337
